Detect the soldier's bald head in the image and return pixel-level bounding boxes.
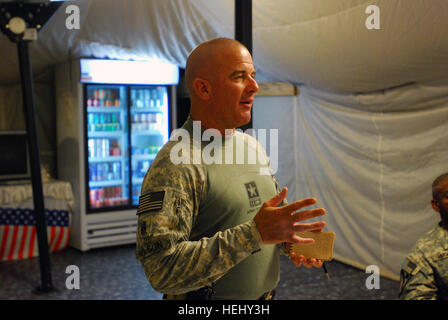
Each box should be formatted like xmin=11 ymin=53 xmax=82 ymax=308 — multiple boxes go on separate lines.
xmin=185 ymin=38 xmax=248 ymax=97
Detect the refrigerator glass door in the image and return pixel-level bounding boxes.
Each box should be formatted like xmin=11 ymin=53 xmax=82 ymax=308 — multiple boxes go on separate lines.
xmin=86 ymin=85 xmax=130 ymax=211
xmin=130 ymin=86 xmax=169 ymax=205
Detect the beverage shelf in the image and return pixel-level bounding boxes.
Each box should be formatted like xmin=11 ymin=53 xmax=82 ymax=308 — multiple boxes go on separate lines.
xmin=87 ymin=107 xmax=123 ymax=112
xmin=89 ymin=180 xmax=124 ymax=187
xmin=89 ymin=156 xmax=124 ymax=162
xmin=131 ymin=107 xmax=164 ymax=113
xmin=88 ymin=131 xmax=124 ymax=137
xmin=131 ymin=129 xmax=162 ymax=136
xmin=132 ymin=154 xmax=157 ymax=161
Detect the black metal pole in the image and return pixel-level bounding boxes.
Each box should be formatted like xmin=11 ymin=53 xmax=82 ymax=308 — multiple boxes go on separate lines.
xmin=17 ymin=40 xmax=53 ymax=292
xmin=235 ymin=0 xmax=253 ymax=130
xmin=235 ymin=0 xmax=252 ymax=54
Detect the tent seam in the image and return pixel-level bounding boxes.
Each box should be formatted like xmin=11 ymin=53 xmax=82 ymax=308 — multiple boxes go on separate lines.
xmin=293 ymin=93 xmax=300 ymax=202
xmin=372 ymin=112 xmax=386 ymax=264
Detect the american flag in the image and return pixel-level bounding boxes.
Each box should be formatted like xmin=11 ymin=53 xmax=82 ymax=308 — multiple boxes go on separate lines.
xmin=0 ymin=208 xmax=70 ymax=261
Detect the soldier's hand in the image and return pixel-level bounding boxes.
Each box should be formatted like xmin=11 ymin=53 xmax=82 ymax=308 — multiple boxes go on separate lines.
xmin=253 ymin=187 xmax=326 ymax=245
xmin=289 ymin=251 xmax=323 ymax=268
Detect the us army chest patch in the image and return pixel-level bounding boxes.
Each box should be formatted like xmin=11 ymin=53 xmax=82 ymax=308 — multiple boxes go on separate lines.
xmin=245 ymin=181 xmax=261 ymax=208
xmin=137 ymin=191 xmax=165 ymax=215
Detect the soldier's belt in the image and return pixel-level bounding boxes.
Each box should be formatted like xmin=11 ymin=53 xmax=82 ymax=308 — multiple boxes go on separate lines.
xmin=163 ymin=288 xmax=275 ymax=300
xmin=258 ymin=289 xmax=275 ymax=300
xmin=163 ymin=285 xmax=215 ymax=300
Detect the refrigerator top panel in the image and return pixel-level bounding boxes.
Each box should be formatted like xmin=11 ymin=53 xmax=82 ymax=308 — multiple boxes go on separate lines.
xmin=80 ymin=59 xmax=179 ymax=85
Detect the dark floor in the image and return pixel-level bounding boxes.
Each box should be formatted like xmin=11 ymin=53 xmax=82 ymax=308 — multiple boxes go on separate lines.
xmin=0 ymin=244 xmax=400 ymax=300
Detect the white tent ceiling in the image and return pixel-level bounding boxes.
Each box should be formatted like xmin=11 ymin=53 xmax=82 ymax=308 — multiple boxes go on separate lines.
xmin=0 ymin=0 xmax=447 ymax=93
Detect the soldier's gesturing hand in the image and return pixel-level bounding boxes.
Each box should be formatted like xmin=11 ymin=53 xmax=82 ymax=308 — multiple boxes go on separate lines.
xmin=253 ymin=187 xmax=326 ymax=245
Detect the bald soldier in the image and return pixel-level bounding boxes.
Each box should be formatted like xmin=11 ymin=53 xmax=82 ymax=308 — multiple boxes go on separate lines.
xmin=136 ymin=38 xmax=326 ymax=300
xmin=399 ymin=173 xmax=448 ymax=300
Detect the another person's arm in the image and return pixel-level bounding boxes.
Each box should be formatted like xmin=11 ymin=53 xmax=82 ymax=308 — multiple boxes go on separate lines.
xmin=399 ymin=255 xmax=438 ymax=300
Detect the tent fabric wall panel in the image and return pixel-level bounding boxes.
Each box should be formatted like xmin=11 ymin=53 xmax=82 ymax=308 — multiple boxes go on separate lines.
xmin=254 ymin=83 xmax=448 ymax=280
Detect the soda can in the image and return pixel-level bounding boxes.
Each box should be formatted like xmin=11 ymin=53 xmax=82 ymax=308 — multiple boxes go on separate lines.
xmin=133 ymin=114 xmax=138 ymax=130
xmin=107 ymin=163 xmax=113 ymax=181
xmin=141 ymin=113 xmax=147 ymax=130
xmin=93 ymin=139 xmax=99 ymax=157
xmin=103 ymin=114 xmax=109 ymax=131
xmin=88 ymin=139 xmax=94 ymax=158
xmin=96 ymin=163 xmax=102 ymax=181
xmin=88 ymin=114 xmax=94 ymax=131
xmin=113 ymin=162 xmax=120 ymax=180
xmin=90 ymin=163 xmax=95 ymax=181
xmin=143 ymin=160 xmax=150 ymax=172
xmin=101 ymin=139 xmax=107 ymax=157
xmin=131 ymin=90 xmax=136 ymax=107
xmin=98 ymin=188 xmax=104 ymax=204
xmin=98 ymin=163 xmax=103 ymax=181
xmin=90 ymin=189 xmax=96 ymax=206
xmin=103 ymin=163 xmax=108 ymax=181
xmin=136 ymin=90 xmax=142 ymax=108
xmin=88 ymin=164 xmax=92 ymax=181
xmin=98 ymin=139 xmax=103 ymax=158
xmin=94 ymin=163 xmax=99 ymax=181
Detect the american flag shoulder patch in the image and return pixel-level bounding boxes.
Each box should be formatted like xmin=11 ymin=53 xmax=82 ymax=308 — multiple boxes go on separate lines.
xmin=136 ymin=191 xmax=165 ymax=215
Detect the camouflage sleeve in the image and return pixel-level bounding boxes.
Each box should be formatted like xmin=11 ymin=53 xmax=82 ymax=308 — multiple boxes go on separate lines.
xmin=399 ymin=254 xmax=438 ymax=300
xmin=136 ymin=152 xmax=263 ymax=295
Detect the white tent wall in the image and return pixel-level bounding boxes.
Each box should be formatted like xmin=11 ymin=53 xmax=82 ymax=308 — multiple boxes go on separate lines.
xmin=254 ymin=83 xmax=448 ymax=280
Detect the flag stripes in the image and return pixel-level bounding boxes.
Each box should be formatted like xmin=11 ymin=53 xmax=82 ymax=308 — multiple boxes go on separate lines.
xmin=137 ymin=191 xmax=165 ymax=215
xmin=0 ymin=208 xmax=70 ymax=261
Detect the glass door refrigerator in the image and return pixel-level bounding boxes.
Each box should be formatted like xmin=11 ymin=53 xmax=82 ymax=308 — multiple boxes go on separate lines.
xmin=128 ymin=86 xmax=169 ymax=206
xmin=56 ymin=59 xmax=178 ymax=251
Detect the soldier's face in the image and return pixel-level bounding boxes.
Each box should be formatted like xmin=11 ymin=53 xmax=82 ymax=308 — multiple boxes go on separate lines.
xmin=432 ymin=180 xmax=448 ymax=225
xmin=208 ymin=46 xmax=259 ymax=130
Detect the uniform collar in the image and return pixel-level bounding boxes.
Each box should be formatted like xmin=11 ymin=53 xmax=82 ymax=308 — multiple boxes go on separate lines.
xmin=436 ymin=223 xmax=448 ymax=250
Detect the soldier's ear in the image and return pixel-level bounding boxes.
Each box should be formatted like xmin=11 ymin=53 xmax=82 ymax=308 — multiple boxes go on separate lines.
xmin=431 ymin=199 xmax=440 ymax=212
xmin=193 ymin=78 xmax=212 ymax=100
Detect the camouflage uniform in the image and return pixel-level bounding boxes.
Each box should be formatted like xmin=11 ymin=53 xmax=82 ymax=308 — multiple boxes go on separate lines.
xmin=399 ymin=224 xmax=448 ymax=300
xmin=136 ymin=116 xmax=286 ymax=299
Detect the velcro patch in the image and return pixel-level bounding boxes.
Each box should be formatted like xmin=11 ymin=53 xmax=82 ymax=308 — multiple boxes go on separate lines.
xmin=406 ymin=260 xmax=417 ymax=271
xmin=433 ymin=251 xmax=448 ymax=261
xmin=136 ymin=191 xmax=165 ymax=215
